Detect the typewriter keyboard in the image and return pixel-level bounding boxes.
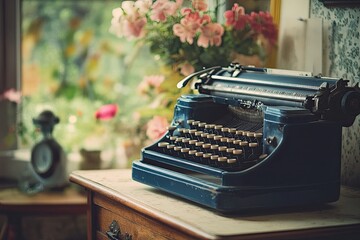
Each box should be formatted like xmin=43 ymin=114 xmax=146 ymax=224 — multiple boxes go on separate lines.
xmin=154 ymin=119 xmax=267 ymax=171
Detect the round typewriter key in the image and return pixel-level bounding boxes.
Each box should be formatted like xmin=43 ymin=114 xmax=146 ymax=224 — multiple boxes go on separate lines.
xmin=210 ymin=155 xmax=219 ymax=166
xmin=214 ymin=135 xmax=222 ymax=141
xmin=167 ymin=126 xmax=176 ymax=131
xmin=195 ymin=151 xmax=204 ymax=157
xmin=227 ymin=137 xmax=235 ymax=142
xmin=178 ymin=128 xmax=185 ymax=134
xmin=181 ymin=148 xmax=190 ymax=153
xmin=192 ymin=120 xmax=200 ymax=126
xmin=167 ymin=126 xmax=177 ymax=135
xmin=202 ymin=143 xmax=211 ymax=151
xmin=254 ymin=133 xmax=263 ymax=138
xmin=218 ymin=146 xmax=227 ymax=151
xmin=201 ymin=133 xmax=208 ymax=138
xmin=214 ymin=125 xmax=223 ymax=130
xmin=233 ymin=149 xmax=243 ymax=154
xmin=187 ymin=119 xmax=195 ymax=125
xmin=181 ymin=138 xmax=190 ymax=144
xmin=239 ymin=141 xmax=248 ymax=147
xmin=218 ymin=146 xmax=227 ymax=157
xmin=217 ymin=157 xmax=227 ymax=167
xmin=166 ymin=144 xmax=175 ymax=149
xmin=194 ymin=151 xmax=203 ymax=163
xmin=226 ymin=147 xmax=235 ymax=153
xmin=227 ymin=158 xmax=237 ymax=164
xmin=189 ymin=140 xmax=197 ymax=145
xmin=220 ymin=137 xmax=228 ymax=143
xmin=158 ymin=142 xmax=169 ymax=147
xmin=229 ymin=128 xmax=236 ymax=133
xmin=202 ymin=153 xmax=212 ymax=164
xmin=195 ymin=131 xmax=203 ymax=136
xmin=187 ymin=150 xmax=197 ymax=161
xmin=175 ymin=137 xmax=184 ymax=143
xmin=236 ymin=130 xmax=244 ymax=135
xmin=205 ymin=124 xmax=214 ymax=129
xmin=249 ymin=142 xmax=258 ymax=148
xmin=174 ymin=146 xmax=182 ymax=151
xmin=233 ymin=140 xmax=241 ymax=145
xmin=210 ymin=144 xmax=219 ymax=151
xmin=206 ymin=134 xmax=215 ymax=139
xmin=246 ymin=132 xmax=255 ymax=137
xmin=170 ymin=136 xmax=177 ymax=142
xmin=189 ymin=150 xmax=197 ymax=155
xmin=189 ymin=129 xmax=197 ymax=135
xmin=195 ymin=141 xmax=204 ymax=146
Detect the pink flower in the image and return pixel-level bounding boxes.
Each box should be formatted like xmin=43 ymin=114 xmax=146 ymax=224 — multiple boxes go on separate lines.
xmin=95 ymin=104 xmax=118 ymax=120
xmin=1 ymin=89 xmax=21 ymax=104
xmin=224 ymin=3 xmax=248 ymax=30
xmin=138 ymin=75 xmax=165 ymax=94
xmin=179 ymin=62 xmax=195 ymax=76
xmin=249 ymin=11 xmax=277 ymax=46
xmin=173 ymin=17 xmax=200 ymax=44
xmin=146 ymin=116 xmax=169 ymax=140
xmin=192 ymin=0 xmax=208 ymax=11
xmin=173 ymin=9 xmax=202 ymax=44
xmin=198 ymin=22 xmax=224 ymax=48
xmin=135 ymin=0 xmax=153 ymax=15
xmin=109 ymin=1 xmax=147 ymax=39
xmin=151 ymin=0 xmax=183 ymax=22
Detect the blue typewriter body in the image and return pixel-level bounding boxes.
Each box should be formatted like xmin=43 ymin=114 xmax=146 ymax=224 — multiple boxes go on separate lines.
xmin=132 ymin=64 xmax=360 ymax=212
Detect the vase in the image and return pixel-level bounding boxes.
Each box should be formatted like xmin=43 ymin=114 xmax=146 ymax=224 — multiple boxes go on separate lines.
xmin=79 ymin=148 xmax=102 ymax=170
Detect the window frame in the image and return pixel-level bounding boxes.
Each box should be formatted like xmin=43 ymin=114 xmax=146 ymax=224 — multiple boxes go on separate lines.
xmin=0 ymin=0 xmax=21 ymax=151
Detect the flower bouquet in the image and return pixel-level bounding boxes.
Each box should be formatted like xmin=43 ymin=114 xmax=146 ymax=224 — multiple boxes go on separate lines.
xmin=109 ymin=0 xmax=278 ymax=75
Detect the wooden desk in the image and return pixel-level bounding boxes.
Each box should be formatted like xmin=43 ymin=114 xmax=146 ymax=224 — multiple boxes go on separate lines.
xmin=70 ymin=169 xmax=360 ymax=240
xmin=0 ymin=186 xmax=87 ymax=240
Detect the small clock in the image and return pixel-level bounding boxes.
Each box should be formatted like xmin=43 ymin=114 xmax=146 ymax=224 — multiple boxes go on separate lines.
xmin=31 ymin=139 xmax=61 ymax=178
xmin=28 ymin=110 xmax=68 ymax=192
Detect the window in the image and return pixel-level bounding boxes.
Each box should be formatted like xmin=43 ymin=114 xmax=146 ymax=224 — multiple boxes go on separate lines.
xmin=1 ymin=0 xmax=162 ymax=160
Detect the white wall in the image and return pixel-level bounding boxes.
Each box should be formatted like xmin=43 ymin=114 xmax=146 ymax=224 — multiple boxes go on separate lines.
xmin=277 ymin=0 xmax=310 ymax=71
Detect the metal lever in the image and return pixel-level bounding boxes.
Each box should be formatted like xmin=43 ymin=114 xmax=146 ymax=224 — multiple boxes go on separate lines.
xmin=176 ymin=66 xmax=222 ymax=89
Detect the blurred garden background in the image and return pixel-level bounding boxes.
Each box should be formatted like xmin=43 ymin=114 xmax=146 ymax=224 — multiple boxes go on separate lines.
xmin=16 ymin=0 xmax=277 ymax=168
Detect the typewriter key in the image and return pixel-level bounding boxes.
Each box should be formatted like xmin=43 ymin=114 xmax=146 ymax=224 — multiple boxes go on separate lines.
xmin=187 ymin=119 xmax=195 ymax=125
xmin=218 ymin=157 xmax=227 ymax=167
xmin=158 ymin=142 xmax=169 ymax=148
xmin=181 ymin=148 xmax=190 ymax=154
xmin=202 ymin=153 xmax=212 ymax=164
xmin=166 ymin=144 xmax=175 ymax=150
xmin=210 ymin=145 xmax=219 ymax=154
xmin=254 ymin=133 xmax=263 ymax=138
xmin=249 ymin=142 xmax=258 ymax=148
xmin=167 ymin=126 xmax=177 ymax=135
xmin=210 ymin=155 xmax=219 ymax=166
xmin=202 ymin=143 xmax=211 ymax=153
xmin=218 ymin=146 xmax=227 ymax=157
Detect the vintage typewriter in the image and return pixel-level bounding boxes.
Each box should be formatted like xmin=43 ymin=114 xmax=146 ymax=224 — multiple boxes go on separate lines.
xmin=132 ymin=63 xmax=360 ymax=212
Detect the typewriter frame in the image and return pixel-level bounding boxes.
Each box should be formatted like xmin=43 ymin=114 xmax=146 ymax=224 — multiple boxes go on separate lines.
xmin=132 ymin=65 xmax=359 ymax=212
xmin=133 ymin=94 xmax=341 ymax=212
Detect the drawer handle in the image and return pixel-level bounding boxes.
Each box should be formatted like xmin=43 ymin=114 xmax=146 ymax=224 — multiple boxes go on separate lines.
xmin=106 ymin=220 xmax=132 ymax=240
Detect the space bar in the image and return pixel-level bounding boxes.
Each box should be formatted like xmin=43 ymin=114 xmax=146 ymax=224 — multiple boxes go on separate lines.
xmin=142 ymin=150 xmax=225 ymax=178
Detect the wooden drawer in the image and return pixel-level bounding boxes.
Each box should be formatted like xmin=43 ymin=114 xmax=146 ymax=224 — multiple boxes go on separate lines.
xmin=93 ymin=193 xmax=192 ymax=240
